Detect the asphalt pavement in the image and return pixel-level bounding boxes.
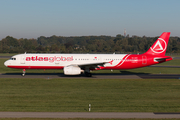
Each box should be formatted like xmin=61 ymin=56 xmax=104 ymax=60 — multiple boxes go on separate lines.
xmin=0 ymin=112 xmax=180 ymax=118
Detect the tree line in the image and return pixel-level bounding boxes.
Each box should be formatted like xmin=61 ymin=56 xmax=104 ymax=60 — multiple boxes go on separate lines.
xmin=0 ymin=34 xmax=180 ymax=53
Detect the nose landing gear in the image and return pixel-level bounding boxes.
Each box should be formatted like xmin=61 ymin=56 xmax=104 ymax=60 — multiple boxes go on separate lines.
xmin=22 ymin=69 xmax=26 ymax=76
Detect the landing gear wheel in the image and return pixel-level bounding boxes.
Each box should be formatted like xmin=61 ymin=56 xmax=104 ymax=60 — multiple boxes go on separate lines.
xmin=22 ymin=73 xmax=25 ymax=77
xmin=85 ymin=72 xmax=92 ymax=77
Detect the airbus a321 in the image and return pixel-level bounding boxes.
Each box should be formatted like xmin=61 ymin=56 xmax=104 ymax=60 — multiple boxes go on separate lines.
xmin=4 ymin=32 xmax=172 ymax=77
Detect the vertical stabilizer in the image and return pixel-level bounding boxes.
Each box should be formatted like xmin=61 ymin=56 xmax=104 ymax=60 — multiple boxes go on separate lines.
xmin=143 ymin=32 xmax=170 ymax=56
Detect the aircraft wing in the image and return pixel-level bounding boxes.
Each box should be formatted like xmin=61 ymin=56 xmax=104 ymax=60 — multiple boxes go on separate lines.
xmin=70 ymin=62 xmax=109 ymax=70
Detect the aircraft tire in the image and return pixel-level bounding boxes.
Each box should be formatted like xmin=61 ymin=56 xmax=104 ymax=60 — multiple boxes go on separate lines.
xmin=85 ymin=72 xmax=92 ymax=77
xmin=22 ymin=74 xmax=25 ymax=77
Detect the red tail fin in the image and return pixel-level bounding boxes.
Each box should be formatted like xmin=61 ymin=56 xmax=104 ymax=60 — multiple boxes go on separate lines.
xmin=143 ymin=32 xmax=170 ymax=56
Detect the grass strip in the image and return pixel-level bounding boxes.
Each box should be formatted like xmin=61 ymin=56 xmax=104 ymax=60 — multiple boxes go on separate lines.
xmin=0 ymin=78 xmax=180 ymax=112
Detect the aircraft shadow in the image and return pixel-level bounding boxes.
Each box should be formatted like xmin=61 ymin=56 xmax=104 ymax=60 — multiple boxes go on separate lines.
xmin=93 ymin=71 xmax=150 ymax=75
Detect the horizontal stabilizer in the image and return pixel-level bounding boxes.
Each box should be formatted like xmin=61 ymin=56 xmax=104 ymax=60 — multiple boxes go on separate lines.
xmin=154 ymin=56 xmax=172 ymax=62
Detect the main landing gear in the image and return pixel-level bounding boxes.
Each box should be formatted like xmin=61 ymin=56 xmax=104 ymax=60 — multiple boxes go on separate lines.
xmin=84 ymin=68 xmax=92 ymax=77
xmin=22 ymin=69 xmax=26 ymax=76
xmin=85 ymin=71 xmax=92 ymax=77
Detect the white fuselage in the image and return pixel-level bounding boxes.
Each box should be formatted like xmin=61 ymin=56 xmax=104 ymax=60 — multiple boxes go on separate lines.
xmin=4 ymin=53 xmax=129 ymax=69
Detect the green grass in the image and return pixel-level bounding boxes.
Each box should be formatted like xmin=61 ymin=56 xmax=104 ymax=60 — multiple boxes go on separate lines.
xmin=0 ymin=78 xmax=180 ymax=112
xmin=1 ymin=57 xmax=180 ymax=117
xmin=0 ymin=53 xmax=17 ymax=56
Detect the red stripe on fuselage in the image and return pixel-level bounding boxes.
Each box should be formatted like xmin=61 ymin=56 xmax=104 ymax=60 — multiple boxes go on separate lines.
xmin=115 ymin=54 xmax=131 ymax=67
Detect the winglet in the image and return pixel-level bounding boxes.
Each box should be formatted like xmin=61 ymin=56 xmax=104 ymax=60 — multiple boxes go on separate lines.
xmin=143 ymin=32 xmax=170 ymax=56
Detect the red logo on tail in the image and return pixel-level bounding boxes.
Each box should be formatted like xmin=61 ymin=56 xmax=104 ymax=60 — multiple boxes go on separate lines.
xmin=150 ymin=38 xmax=167 ymax=54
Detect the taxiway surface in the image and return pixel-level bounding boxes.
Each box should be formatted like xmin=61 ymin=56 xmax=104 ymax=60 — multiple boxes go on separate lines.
xmin=0 ymin=73 xmax=180 ymax=79
xmin=0 ymin=112 xmax=180 ymax=118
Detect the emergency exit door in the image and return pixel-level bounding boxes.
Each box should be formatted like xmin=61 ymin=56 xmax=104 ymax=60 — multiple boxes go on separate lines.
xmin=142 ymin=56 xmax=147 ymax=64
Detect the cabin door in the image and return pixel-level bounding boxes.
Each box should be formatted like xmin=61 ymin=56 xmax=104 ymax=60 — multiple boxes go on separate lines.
xmin=20 ymin=55 xmax=25 ymax=64
xmin=142 ymin=56 xmax=147 ymax=64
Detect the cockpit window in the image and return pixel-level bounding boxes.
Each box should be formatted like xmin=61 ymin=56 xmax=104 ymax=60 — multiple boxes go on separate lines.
xmin=10 ymin=58 xmax=16 ymax=60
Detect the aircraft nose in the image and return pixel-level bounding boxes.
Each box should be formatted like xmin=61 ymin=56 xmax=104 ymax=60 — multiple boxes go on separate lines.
xmin=4 ymin=60 xmax=9 ymax=67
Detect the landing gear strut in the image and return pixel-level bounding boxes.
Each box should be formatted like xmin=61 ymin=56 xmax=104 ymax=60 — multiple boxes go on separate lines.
xmin=22 ymin=69 xmax=26 ymax=76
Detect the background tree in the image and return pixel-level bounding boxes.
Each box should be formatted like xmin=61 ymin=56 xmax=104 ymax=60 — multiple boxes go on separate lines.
xmin=0 ymin=34 xmax=179 ymax=54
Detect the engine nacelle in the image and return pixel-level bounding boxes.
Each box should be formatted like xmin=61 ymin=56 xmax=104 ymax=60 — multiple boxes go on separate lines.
xmin=63 ymin=66 xmax=82 ymax=75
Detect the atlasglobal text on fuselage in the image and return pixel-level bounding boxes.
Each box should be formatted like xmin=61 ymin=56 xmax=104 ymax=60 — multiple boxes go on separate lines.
xmin=4 ymin=32 xmax=172 ymax=77
xmin=26 ymin=56 xmax=73 ymax=62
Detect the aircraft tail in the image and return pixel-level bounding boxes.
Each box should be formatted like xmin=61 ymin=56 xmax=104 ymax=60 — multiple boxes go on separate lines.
xmin=143 ymin=32 xmax=170 ymax=56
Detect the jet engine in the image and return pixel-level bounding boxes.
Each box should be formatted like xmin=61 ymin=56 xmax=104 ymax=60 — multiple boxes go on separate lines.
xmin=63 ymin=66 xmax=82 ymax=75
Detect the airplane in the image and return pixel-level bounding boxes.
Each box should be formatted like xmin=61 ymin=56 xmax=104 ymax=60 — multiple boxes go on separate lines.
xmin=4 ymin=32 xmax=172 ymax=77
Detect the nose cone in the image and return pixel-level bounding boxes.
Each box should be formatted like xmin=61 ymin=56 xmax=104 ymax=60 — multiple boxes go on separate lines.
xmin=4 ymin=60 xmax=9 ymax=67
